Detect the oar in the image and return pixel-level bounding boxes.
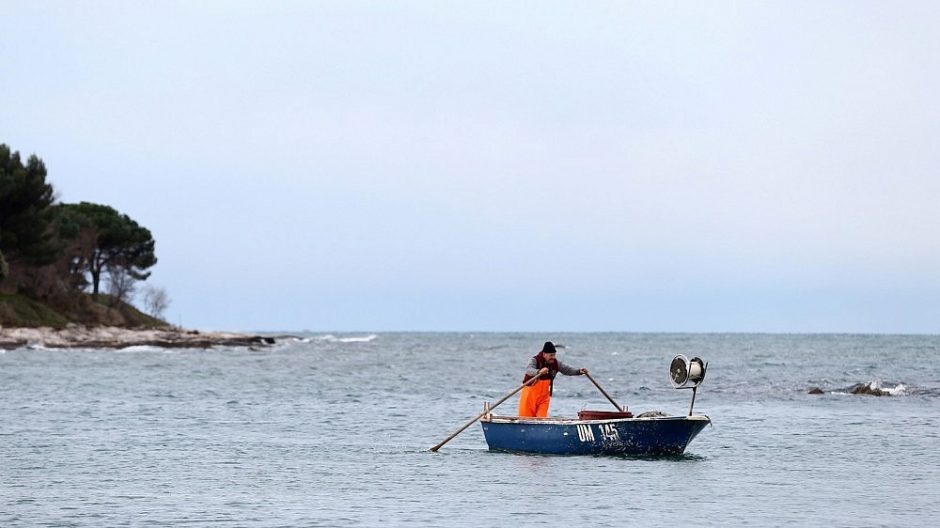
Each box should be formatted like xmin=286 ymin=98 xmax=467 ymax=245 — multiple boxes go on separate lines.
xmin=430 ymin=375 xmax=541 ymax=452
xmin=584 ymin=371 xmax=626 ymax=412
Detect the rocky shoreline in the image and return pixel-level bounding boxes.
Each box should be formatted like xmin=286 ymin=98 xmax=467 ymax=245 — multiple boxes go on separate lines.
xmin=0 ymin=326 xmax=276 ymax=350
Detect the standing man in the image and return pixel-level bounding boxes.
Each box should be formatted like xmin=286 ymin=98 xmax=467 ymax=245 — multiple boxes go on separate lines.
xmin=518 ymin=341 xmax=588 ymax=417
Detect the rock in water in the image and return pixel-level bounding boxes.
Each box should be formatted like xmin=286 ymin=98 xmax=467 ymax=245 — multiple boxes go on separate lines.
xmin=849 ymin=383 xmax=889 ymax=396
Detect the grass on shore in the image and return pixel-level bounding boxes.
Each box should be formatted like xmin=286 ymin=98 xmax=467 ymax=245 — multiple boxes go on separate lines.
xmin=90 ymin=294 xmax=167 ymax=328
xmin=0 ymin=294 xmax=70 ymax=328
xmin=0 ymin=293 xmax=168 ymax=329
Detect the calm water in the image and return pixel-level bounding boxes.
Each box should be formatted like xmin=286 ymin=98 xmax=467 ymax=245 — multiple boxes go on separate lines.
xmin=2 ymin=333 xmax=939 ymax=527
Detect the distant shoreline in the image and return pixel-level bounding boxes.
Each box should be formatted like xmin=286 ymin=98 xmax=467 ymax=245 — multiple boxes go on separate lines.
xmin=0 ymin=325 xmax=276 ymax=350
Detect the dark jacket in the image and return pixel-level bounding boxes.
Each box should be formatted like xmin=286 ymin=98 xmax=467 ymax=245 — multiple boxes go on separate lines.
xmin=522 ymin=352 xmax=582 ymax=395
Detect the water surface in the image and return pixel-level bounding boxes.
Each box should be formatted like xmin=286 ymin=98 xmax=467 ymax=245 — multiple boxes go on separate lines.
xmin=3 ymin=333 xmax=938 ymax=526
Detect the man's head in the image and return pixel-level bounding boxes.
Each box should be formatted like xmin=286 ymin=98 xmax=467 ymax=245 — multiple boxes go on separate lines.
xmin=540 ymin=341 xmax=557 ymax=358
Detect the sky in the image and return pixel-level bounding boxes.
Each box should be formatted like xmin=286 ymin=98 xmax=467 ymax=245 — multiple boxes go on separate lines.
xmin=2 ymin=1 xmax=939 ymax=332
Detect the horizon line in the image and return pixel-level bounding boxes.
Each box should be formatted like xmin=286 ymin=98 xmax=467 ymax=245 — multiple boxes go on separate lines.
xmin=238 ymin=329 xmax=940 ymax=337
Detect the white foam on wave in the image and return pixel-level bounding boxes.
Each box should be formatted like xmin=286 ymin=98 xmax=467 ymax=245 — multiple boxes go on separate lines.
xmin=882 ymin=383 xmax=906 ymax=396
xmin=866 ymin=380 xmax=907 ymax=395
xmin=831 ymin=380 xmax=908 ymax=396
xmin=315 ymin=334 xmax=378 ymax=343
xmin=116 ymin=345 xmax=170 ymax=353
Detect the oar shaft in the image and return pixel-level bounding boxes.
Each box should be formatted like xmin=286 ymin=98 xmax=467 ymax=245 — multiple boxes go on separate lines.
xmin=584 ymin=371 xmax=624 ymax=411
xmin=430 ymin=376 xmax=539 ymax=452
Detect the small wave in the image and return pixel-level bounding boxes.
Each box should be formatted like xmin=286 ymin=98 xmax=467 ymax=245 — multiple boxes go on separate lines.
xmin=116 ymin=345 xmax=169 ymax=353
xmin=881 ymin=383 xmax=906 ymax=396
xmin=810 ymin=381 xmax=909 ymax=396
xmin=847 ymin=381 xmax=907 ymax=396
xmin=314 ymin=334 xmax=378 ymax=343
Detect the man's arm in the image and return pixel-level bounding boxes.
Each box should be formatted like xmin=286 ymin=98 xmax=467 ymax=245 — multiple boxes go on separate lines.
xmin=524 ymin=357 xmax=541 ymax=377
xmin=557 ymin=360 xmax=586 ymax=376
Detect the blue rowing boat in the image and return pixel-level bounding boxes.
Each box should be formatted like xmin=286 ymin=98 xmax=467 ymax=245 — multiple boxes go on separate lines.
xmin=429 ymin=354 xmax=712 ymax=454
xmin=480 ymin=413 xmax=710 ymax=456
xmin=475 ymin=355 xmax=712 ymax=455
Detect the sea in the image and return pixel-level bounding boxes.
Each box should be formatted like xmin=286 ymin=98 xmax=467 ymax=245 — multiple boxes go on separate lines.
xmin=2 ymin=332 xmax=939 ymax=527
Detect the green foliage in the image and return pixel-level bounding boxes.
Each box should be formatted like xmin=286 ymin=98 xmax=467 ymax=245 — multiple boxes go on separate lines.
xmin=52 ymin=202 xmax=92 ymax=241
xmin=0 ymin=292 xmax=168 ymax=329
xmin=91 ymin=293 xmax=168 ymax=327
xmin=0 ymin=143 xmax=162 ymax=328
xmin=49 ymin=203 xmax=97 ymax=291
xmin=0 ymin=144 xmax=57 ymax=264
xmin=0 ymin=293 xmax=70 ymax=328
xmin=58 ymin=202 xmax=158 ymax=295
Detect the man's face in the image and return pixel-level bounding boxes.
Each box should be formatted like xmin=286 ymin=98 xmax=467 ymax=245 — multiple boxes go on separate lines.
xmin=543 ymin=352 xmax=556 ymax=362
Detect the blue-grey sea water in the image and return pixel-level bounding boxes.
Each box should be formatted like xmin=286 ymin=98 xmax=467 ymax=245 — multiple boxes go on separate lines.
xmin=2 ymin=333 xmax=939 ymax=527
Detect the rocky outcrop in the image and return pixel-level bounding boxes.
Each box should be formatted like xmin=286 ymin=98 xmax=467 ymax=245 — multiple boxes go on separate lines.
xmin=848 ymin=383 xmax=891 ymax=396
xmin=0 ymin=325 xmax=275 ymax=350
xmin=807 ymin=383 xmax=897 ymax=396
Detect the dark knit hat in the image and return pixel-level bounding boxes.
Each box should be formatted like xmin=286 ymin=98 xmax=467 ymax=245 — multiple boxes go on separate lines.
xmin=541 ymin=341 xmax=557 ymax=354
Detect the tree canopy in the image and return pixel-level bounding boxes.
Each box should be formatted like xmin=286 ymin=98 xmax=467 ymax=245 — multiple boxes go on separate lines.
xmin=0 ymin=144 xmax=57 ymax=264
xmin=57 ymin=202 xmax=157 ymax=296
xmin=0 ymin=143 xmax=162 ymax=314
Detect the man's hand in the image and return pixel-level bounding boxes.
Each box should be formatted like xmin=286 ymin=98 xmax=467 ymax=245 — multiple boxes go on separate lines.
xmin=538 ymin=367 xmax=549 ymax=376
xmin=579 ymin=368 xmax=588 ymax=375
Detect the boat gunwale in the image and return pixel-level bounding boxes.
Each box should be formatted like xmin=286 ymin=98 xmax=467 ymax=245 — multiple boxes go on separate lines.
xmin=481 ymin=414 xmax=711 ymax=426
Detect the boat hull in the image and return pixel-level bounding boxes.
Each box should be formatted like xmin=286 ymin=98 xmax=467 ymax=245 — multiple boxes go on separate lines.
xmin=480 ymin=415 xmax=710 ymax=455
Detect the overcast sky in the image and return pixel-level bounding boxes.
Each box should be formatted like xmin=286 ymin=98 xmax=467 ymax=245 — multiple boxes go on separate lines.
xmin=3 ymin=1 xmax=938 ymax=332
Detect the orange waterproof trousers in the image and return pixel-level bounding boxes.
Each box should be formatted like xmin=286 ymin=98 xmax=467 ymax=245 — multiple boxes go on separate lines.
xmin=518 ymin=379 xmax=552 ymax=417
